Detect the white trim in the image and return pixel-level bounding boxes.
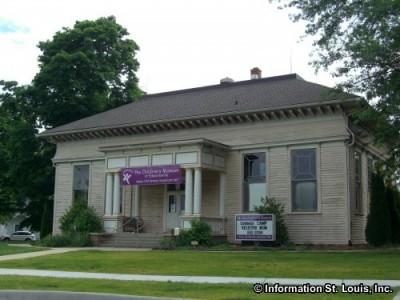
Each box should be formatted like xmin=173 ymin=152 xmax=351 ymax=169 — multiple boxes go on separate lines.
xmin=288 ymin=145 xmax=321 ymax=214
xmin=240 ymin=149 xmax=268 ymax=213
xmin=107 ymin=157 xmax=126 ymax=169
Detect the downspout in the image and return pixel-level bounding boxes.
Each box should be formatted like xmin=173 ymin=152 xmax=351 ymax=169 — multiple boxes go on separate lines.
xmin=345 ymin=113 xmax=355 ymax=245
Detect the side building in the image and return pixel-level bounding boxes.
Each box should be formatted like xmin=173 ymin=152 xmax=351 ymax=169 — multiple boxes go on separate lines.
xmin=39 ymin=70 xmax=388 ymax=247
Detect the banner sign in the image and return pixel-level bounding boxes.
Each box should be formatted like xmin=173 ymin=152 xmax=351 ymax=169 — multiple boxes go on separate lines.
xmin=235 ymin=214 xmax=276 ymax=241
xmin=121 ymin=165 xmax=182 ymax=186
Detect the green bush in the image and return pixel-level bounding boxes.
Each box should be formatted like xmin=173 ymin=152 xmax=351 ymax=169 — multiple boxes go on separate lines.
xmin=386 ymin=185 xmax=400 ymax=244
xmin=254 ymin=196 xmax=289 ymax=246
xmin=59 ymin=198 xmax=102 ymax=234
xmin=40 ymin=233 xmax=92 ymax=247
xmin=40 ymin=200 xmax=53 ymax=239
xmin=186 ymin=219 xmax=213 ymax=246
xmin=366 ymin=172 xmax=391 ymax=246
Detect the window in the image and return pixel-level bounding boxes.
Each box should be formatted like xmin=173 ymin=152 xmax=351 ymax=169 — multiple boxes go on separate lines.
xmin=243 ymin=153 xmax=266 ymax=212
xmin=355 ymin=152 xmax=362 ymax=213
xmin=73 ymin=165 xmax=89 ymax=204
xmin=291 ymin=149 xmax=317 ymax=212
xmin=367 ymin=157 xmax=373 ymax=189
xmin=105 ymin=173 xmax=123 ymax=215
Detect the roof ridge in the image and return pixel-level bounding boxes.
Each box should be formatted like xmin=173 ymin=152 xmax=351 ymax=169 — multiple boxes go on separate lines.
xmin=141 ymin=73 xmax=302 ymax=100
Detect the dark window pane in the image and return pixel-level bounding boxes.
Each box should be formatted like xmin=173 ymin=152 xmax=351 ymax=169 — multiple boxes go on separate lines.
xmin=243 ymin=153 xmax=266 ymax=183
xmin=292 ymin=149 xmax=316 ymax=181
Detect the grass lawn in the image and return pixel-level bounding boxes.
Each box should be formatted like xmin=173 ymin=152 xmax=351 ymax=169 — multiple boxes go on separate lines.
xmin=0 ymin=249 xmax=399 ymax=280
xmin=0 ymin=276 xmax=398 ymax=300
xmin=0 ymin=242 xmax=47 ymax=256
xmin=0 ymin=249 xmax=399 ymax=299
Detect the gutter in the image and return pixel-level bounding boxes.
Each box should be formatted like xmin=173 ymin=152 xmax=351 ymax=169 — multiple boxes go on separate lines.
xmin=344 ymin=112 xmax=355 ymax=245
xmin=38 ymin=97 xmax=363 ymax=140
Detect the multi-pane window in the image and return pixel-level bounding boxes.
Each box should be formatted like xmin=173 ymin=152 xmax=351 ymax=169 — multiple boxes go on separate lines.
xmin=243 ymin=153 xmax=266 ymax=212
xmin=73 ymin=165 xmax=89 ymax=204
xmin=291 ymin=149 xmax=317 ymax=212
xmin=367 ymin=157 xmax=373 ymax=190
xmin=167 ymin=184 xmax=185 ymax=213
xmin=367 ymin=157 xmax=373 ymax=214
xmin=355 ymin=152 xmax=362 ymax=213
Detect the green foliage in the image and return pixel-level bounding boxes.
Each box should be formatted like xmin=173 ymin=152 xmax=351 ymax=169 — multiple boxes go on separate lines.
xmin=39 ymin=233 xmax=92 ymax=247
xmin=33 ymin=15 xmax=143 ymax=128
xmin=366 ymin=173 xmax=391 ymax=246
xmin=40 ymin=200 xmax=53 ymax=239
xmin=254 ymin=196 xmax=289 ymax=245
xmin=175 ymin=230 xmax=192 ymax=247
xmin=386 ymin=185 xmax=400 ymax=244
xmin=186 ymin=219 xmax=213 ymax=246
xmin=164 ymin=220 xmax=213 ymax=247
xmin=0 ymin=81 xmax=55 ymax=230
xmin=59 ymin=198 xmax=102 ymax=234
xmin=0 ymin=16 xmax=142 ymax=232
xmin=273 ymin=0 xmax=400 ymax=169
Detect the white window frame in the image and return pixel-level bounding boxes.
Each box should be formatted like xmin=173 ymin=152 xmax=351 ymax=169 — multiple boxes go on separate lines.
xmin=72 ymin=163 xmax=91 ymax=205
xmin=354 ymin=151 xmax=363 ymax=214
xmin=241 ymin=150 xmax=268 ymax=212
xmin=289 ymin=145 xmax=320 ymax=214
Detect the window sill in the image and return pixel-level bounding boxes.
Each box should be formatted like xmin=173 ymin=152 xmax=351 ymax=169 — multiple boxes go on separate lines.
xmin=287 ymin=212 xmax=322 ymax=215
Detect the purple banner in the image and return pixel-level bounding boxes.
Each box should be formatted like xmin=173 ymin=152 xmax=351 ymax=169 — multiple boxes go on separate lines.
xmin=121 ymin=165 xmax=182 ymax=186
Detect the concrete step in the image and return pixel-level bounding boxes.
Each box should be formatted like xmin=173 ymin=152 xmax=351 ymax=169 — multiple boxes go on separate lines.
xmin=97 ymin=233 xmax=163 ymax=248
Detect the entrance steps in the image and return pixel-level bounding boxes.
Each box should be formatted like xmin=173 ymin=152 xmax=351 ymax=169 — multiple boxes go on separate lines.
xmin=91 ymin=232 xmax=163 ymax=248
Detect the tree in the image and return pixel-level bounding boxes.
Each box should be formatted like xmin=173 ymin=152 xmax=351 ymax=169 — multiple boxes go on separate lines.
xmin=0 ymin=16 xmax=143 ymax=231
xmin=386 ymin=185 xmax=400 ymax=244
xmin=32 ymin=15 xmax=143 ymax=128
xmin=273 ymin=0 xmax=400 ymax=166
xmin=40 ymin=199 xmax=53 ymax=239
xmin=365 ymin=172 xmax=391 ymax=246
xmin=254 ymin=196 xmax=289 ymax=245
xmin=0 ymin=81 xmax=55 ymax=231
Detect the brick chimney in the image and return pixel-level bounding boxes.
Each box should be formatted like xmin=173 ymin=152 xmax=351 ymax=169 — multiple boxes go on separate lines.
xmin=250 ymin=67 xmax=262 ymax=79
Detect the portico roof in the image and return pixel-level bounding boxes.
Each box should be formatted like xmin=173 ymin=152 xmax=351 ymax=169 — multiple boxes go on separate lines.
xmin=39 ymin=73 xmax=362 ymax=143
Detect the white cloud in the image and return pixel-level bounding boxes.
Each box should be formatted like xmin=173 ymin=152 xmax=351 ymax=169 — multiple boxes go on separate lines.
xmin=0 ymin=0 xmax=336 ymax=92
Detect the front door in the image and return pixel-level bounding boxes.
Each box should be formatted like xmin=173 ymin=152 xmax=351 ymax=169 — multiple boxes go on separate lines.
xmin=165 ymin=184 xmax=185 ymax=230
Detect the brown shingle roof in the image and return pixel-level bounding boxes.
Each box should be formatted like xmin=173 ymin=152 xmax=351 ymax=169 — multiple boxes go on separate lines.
xmin=39 ymin=73 xmax=359 ymax=138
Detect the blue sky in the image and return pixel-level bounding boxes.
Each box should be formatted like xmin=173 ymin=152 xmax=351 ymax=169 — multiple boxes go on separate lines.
xmin=0 ymin=0 xmax=337 ymax=94
xmin=0 ymin=18 xmax=29 ymax=34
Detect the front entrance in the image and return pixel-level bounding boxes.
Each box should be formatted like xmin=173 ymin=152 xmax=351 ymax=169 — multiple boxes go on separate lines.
xmin=165 ymin=184 xmax=185 ymax=230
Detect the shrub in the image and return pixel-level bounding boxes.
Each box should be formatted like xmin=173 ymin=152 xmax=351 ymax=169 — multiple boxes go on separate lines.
xmin=186 ymin=219 xmax=213 ymax=246
xmin=59 ymin=198 xmax=102 ymax=234
xmin=386 ymin=185 xmax=400 ymax=244
xmin=366 ymin=172 xmax=391 ymax=246
xmin=40 ymin=233 xmax=91 ymax=247
xmin=254 ymin=196 xmax=289 ymax=246
xmin=40 ymin=200 xmax=53 ymax=239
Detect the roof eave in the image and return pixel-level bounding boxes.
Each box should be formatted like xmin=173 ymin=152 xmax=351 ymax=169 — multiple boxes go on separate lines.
xmin=39 ymin=97 xmax=363 ymax=143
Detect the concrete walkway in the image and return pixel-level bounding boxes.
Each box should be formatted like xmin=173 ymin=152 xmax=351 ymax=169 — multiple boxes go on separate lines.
xmin=0 ymin=247 xmax=399 ymax=299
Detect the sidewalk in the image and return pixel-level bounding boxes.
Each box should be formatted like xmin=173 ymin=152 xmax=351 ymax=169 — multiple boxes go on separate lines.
xmin=0 ymin=247 xmax=399 ymax=299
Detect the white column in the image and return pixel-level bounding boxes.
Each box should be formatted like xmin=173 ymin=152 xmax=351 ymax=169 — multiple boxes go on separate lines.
xmin=105 ymin=173 xmax=113 ymax=215
xmin=134 ymin=185 xmax=141 ymax=218
xmin=185 ymin=168 xmax=193 ymax=215
xmin=219 ymin=172 xmax=226 ymax=217
xmin=193 ymin=168 xmax=202 ymax=216
xmin=112 ymin=172 xmax=121 ymax=215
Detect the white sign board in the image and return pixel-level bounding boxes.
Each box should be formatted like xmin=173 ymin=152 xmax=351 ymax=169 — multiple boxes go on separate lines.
xmin=235 ymin=214 xmax=276 ymax=241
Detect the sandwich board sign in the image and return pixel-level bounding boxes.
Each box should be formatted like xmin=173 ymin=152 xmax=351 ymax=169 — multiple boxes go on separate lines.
xmin=235 ymin=214 xmax=276 ymax=241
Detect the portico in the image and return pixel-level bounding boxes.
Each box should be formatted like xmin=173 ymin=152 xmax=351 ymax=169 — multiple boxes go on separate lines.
xmin=99 ymin=139 xmax=229 ymax=235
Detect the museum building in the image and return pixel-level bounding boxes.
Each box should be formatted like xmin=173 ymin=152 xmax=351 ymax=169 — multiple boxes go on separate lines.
xmin=39 ymin=69 xmax=387 ymax=247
